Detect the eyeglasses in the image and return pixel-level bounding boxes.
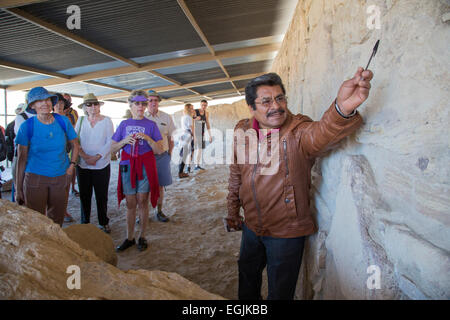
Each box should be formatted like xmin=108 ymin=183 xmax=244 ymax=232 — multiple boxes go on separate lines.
xmin=254 ymin=95 xmax=287 ymax=108
xmin=133 ymin=101 xmax=148 ymax=106
xmin=85 ymin=102 xmax=100 ymax=107
xmin=148 ymin=98 xmax=159 ymax=103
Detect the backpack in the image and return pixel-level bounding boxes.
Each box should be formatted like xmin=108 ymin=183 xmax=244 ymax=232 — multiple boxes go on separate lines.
xmin=0 ymin=127 xmax=6 ymax=162
xmin=5 ymin=112 xmax=29 ymax=161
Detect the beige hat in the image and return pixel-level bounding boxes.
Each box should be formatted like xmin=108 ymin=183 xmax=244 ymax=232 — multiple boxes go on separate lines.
xmin=78 ymin=93 xmax=105 ymax=109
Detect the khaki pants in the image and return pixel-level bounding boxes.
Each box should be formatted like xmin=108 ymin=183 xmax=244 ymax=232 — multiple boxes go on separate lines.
xmin=23 ymin=172 xmax=69 ymax=226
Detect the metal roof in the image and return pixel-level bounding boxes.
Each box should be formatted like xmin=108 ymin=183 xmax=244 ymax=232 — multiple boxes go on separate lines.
xmin=0 ymin=0 xmax=297 ymax=104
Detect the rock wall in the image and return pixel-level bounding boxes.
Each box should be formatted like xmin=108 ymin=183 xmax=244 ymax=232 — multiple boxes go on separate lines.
xmin=271 ymin=0 xmax=450 ymax=299
xmin=0 ymin=200 xmax=224 ymax=299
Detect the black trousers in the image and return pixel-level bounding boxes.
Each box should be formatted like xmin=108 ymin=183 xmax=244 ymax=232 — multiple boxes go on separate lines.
xmin=76 ymin=164 xmax=110 ymax=226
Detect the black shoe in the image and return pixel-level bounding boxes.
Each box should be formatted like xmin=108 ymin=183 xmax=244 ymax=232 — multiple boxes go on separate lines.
xmin=100 ymin=224 xmax=111 ymax=234
xmin=194 ymin=166 xmax=205 ymax=170
xmin=156 ymin=211 xmax=169 ymax=222
xmin=116 ymin=238 xmax=135 ymax=252
xmin=137 ymin=237 xmax=148 ymax=251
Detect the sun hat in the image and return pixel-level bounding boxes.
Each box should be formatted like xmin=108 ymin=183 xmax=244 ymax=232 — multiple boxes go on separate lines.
xmin=15 ymin=103 xmax=26 ymax=115
xmin=26 ymin=87 xmax=58 ymax=109
xmin=78 ymin=93 xmax=105 ymax=109
xmin=147 ymin=90 xmax=161 ymax=102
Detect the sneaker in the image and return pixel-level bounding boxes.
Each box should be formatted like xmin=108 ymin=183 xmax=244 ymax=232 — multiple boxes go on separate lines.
xmin=156 ymin=211 xmax=169 ymax=223
xmin=194 ymin=166 xmax=205 ymax=170
xmin=137 ymin=237 xmax=148 ymax=251
xmin=178 ymin=172 xmax=189 ymax=178
xmin=136 ymin=217 xmax=140 ymax=224
xmin=64 ymin=213 xmax=74 ymax=223
xmin=100 ymin=224 xmax=111 ymax=234
xmin=116 ymin=238 xmax=135 ymax=252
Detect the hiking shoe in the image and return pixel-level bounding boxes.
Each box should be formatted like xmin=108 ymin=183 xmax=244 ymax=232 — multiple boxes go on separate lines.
xmin=137 ymin=237 xmax=148 ymax=251
xmin=116 ymin=238 xmax=135 ymax=252
xmin=194 ymin=166 xmax=205 ymax=170
xmin=100 ymin=224 xmax=111 ymax=234
xmin=178 ymin=172 xmax=189 ymax=178
xmin=156 ymin=211 xmax=169 ymax=223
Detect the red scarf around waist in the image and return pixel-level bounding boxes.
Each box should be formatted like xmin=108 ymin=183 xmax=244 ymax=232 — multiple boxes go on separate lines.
xmin=117 ymin=150 xmax=160 ymax=208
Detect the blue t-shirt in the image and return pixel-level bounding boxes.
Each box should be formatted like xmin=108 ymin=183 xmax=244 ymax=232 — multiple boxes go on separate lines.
xmin=112 ymin=118 xmax=162 ymax=165
xmin=15 ymin=115 xmax=77 ymax=177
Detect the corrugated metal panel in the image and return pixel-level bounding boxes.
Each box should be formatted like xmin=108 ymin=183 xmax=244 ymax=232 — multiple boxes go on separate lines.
xmin=155 ymin=60 xmax=219 ymax=75
xmin=0 ymin=10 xmax=114 ymax=72
xmin=165 ymin=67 xmax=226 ymax=84
xmin=225 ymin=60 xmax=272 ymax=77
xmin=20 ymin=0 xmax=205 ymax=59
xmin=159 ymin=88 xmax=193 ymax=99
xmin=45 ymin=82 xmax=122 ymax=97
xmin=212 ymin=35 xmax=283 ymax=52
xmin=233 ymin=79 xmax=251 ymax=90
xmin=185 ymin=0 xmax=297 ymax=45
xmin=191 ymin=82 xmax=233 ymax=95
xmin=95 ymin=72 xmax=173 ymax=90
xmin=0 ymin=66 xmax=35 ymax=82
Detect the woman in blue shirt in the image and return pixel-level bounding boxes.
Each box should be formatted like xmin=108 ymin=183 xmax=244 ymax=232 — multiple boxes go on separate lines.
xmin=15 ymin=87 xmax=80 ymax=226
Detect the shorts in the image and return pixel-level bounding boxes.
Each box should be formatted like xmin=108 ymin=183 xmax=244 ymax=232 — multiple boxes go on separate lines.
xmin=121 ymin=165 xmax=150 ymax=195
xmin=155 ymin=151 xmax=172 ymax=186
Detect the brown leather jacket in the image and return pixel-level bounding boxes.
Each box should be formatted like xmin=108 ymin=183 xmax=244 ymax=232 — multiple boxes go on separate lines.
xmin=226 ymin=101 xmax=363 ymax=238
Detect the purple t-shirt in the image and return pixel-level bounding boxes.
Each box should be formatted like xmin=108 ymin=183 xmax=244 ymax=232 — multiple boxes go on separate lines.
xmin=112 ymin=118 xmax=162 ymax=165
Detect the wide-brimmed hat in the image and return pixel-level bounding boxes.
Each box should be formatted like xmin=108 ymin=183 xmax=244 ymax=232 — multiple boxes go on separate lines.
xmin=78 ymin=93 xmax=104 ymax=109
xmin=26 ymin=87 xmax=58 ymax=109
xmin=15 ymin=103 xmax=26 ymax=115
xmin=147 ymin=90 xmax=161 ymax=102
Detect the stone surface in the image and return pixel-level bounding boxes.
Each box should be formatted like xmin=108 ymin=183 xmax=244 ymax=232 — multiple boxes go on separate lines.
xmin=63 ymin=224 xmax=117 ymax=266
xmin=271 ymin=0 xmax=450 ymax=299
xmin=0 ymin=200 xmax=224 ymax=300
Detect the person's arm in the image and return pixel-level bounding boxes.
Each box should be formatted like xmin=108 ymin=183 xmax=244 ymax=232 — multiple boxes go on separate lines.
xmin=90 ymin=118 xmax=114 ymax=164
xmin=138 ymin=134 xmax=163 ymax=154
xmin=168 ymin=115 xmax=176 ymax=156
xmin=205 ymin=111 xmax=212 ymax=142
xmin=299 ymin=67 xmax=372 ymax=158
xmin=15 ymin=145 xmax=28 ymax=205
xmin=66 ymin=139 xmax=79 ymax=176
xmin=226 ymin=123 xmax=245 ymax=230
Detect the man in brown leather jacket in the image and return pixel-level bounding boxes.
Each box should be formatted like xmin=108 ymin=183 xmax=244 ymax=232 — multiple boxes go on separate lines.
xmin=226 ymin=68 xmax=373 ymax=299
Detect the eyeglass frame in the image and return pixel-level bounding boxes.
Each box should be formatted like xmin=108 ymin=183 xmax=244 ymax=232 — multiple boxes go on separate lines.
xmin=254 ymin=94 xmax=288 ymax=109
xmin=85 ymin=102 xmax=101 ymax=107
xmin=132 ymin=101 xmax=149 ymax=106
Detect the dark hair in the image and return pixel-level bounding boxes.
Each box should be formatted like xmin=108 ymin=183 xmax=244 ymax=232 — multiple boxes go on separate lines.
xmin=245 ymin=73 xmax=286 ymax=110
xmin=200 ymin=99 xmax=208 ymax=104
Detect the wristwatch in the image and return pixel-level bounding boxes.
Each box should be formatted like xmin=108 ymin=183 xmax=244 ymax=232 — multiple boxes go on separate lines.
xmin=70 ymin=161 xmax=77 ymax=166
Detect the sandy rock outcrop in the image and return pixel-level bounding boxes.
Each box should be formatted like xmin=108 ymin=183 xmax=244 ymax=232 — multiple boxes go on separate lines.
xmin=63 ymin=224 xmax=117 ymax=266
xmin=272 ymin=0 xmax=450 ymax=299
xmin=0 ymin=200 xmax=224 ymax=299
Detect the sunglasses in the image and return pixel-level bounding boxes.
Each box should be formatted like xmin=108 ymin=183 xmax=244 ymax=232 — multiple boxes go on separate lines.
xmin=85 ymin=102 xmax=100 ymax=107
xmin=133 ymin=101 xmax=148 ymax=106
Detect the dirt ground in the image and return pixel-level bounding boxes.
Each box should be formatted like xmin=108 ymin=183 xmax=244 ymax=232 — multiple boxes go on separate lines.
xmin=2 ymin=160 xmax=270 ymax=299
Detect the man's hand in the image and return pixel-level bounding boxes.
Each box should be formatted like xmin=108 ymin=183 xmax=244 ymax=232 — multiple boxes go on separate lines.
xmin=337 ymin=67 xmax=374 ymax=116
xmin=224 ymin=216 xmax=243 ymax=231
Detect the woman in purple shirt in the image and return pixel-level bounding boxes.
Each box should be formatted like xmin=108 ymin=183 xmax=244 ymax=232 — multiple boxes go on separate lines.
xmin=111 ymin=90 xmax=163 ymax=252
